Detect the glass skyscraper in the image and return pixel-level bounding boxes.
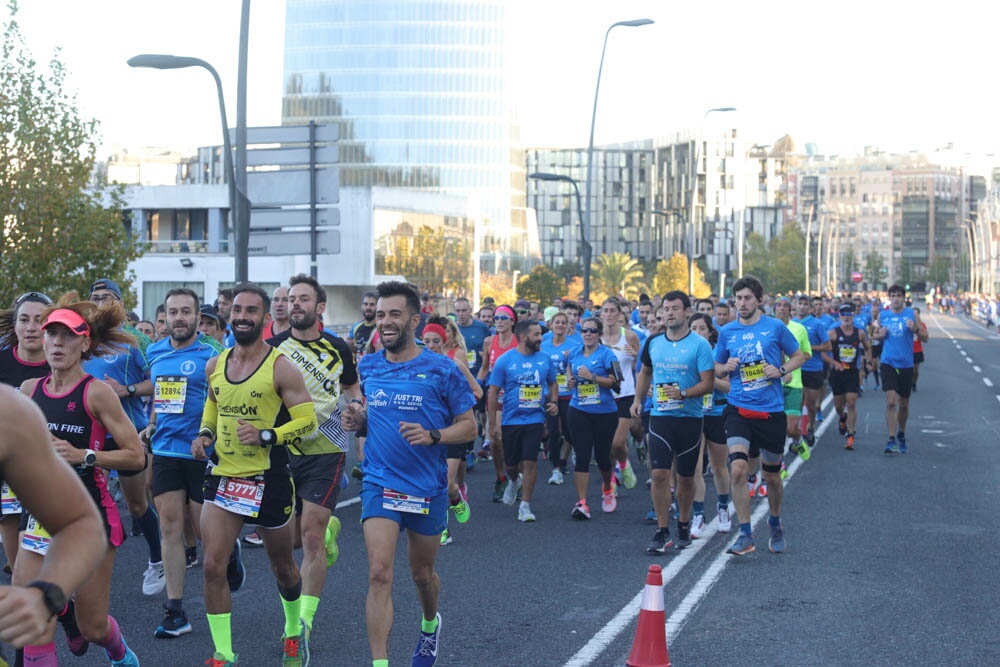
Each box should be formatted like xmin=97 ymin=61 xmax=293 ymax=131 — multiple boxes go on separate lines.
xmin=282 ymin=0 xmax=532 ymax=270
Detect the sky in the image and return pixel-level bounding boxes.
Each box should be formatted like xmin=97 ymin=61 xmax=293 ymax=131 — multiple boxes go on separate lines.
xmin=10 ymin=0 xmax=1000 ymax=159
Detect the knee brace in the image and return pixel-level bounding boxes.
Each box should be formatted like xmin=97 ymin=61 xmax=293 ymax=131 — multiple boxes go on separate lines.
xmin=761 ymin=462 xmax=782 ymax=474
xmin=728 ymin=451 xmax=748 ymax=464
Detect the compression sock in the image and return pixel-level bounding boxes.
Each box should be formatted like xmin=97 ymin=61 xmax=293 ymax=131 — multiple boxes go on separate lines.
xmin=207 ymin=613 xmax=234 ymax=662
xmin=740 ymin=522 xmax=752 ymax=537
xmin=718 ymin=493 xmax=730 ymax=508
xmin=22 ymin=643 xmax=56 ymax=665
xmin=137 ymin=505 xmax=162 ymax=563
xmin=421 ymin=614 xmax=440 ymax=634
xmin=94 ymin=615 xmax=125 ymax=661
xmin=768 ymin=514 xmax=781 ymax=528
xmin=279 ymin=579 xmax=303 ymax=638
xmin=300 ymin=594 xmax=320 ymax=630
xmin=692 ymin=501 xmax=705 ymax=515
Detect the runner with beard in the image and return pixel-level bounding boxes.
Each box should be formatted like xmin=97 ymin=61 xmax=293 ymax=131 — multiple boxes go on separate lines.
xmin=192 ymin=283 xmax=317 ymax=667
xmin=341 ymin=281 xmax=476 ymax=667
xmin=267 ymin=274 xmax=361 ymax=649
xmin=476 ymin=306 xmax=518 ymax=502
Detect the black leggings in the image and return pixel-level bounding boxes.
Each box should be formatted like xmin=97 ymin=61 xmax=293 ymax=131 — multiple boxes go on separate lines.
xmin=568 ymin=407 xmax=618 ymax=473
xmin=546 ymin=399 xmax=571 ymax=466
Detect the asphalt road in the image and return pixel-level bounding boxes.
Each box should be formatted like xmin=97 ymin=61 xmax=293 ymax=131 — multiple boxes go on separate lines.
xmin=16 ymin=310 xmax=1000 ymax=666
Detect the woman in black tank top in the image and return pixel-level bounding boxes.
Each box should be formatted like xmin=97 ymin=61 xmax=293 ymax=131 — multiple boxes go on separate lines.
xmin=14 ymin=295 xmax=144 ymax=666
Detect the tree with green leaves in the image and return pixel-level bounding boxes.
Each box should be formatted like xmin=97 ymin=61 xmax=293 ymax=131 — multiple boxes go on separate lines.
xmin=554 ymin=259 xmax=582 ymax=285
xmin=741 ymin=233 xmax=771 ymax=288
xmin=517 ymin=263 xmax=563 ymax=307
xmin=591 ymin=252 xmax=644 ymax=300
xmin=863 ymin=250 xmax=886 ymax=289
xmin=0 ymin=2 xmax=140 ymax=307
xmin=767 ymin=223 xmax=806 ymax=294
xmin=651 ymin=252 xmax=711 ymax=298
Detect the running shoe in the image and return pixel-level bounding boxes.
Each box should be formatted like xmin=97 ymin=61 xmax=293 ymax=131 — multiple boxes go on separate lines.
xmin=479 ymin=441 xmax=492 ymax=461
xmin=674 ymin=525 xmax=692 ymax=550
xmin=227 ymin=539 xmax=246 ymax=592
xmin=816 ymin=408 xmax=824 ymax=422
xmin=185 ymin=546 xmax=199 ymax=569
xmin=411 ymin=613 xmax=442 ymax=667
xmin=804 ymin=431 xmax=816 ymax=448
xmin=517 ymin=504 xmax=536 ymax=522
xmin=670 ymin=497 xmax=679 ymax=519
xmin=747 ymin=475 xmax=758 ymax=498
xmin=440 ymin=529 xmax=452 ymax=546
xmin=845 ymin=434 xmax=855 ymax=450
xmin=794 ymin=438 xmax=811 ymax=461
xmin=109 ymin=637 xmax=139 ymax=667
xmin=644 ymin=508 xmax=658 ymax=524
xmin=351 ymin=464 xmax=364 ymax=480
xmin=571 ymin=500 xmax=591 ymax=520
xmin=547 ymin=469 xmax=565 ymax=485
xmin=646 ymin=527 xmax=673 ymax=554
xmin=726 ymin=533 xmax=755 ymax=556
xmin=689 ymin=513 xmax=706 ymax=539
xmin=465 ymin=450 xmax=476 ymax=470
xmin=620 ymin=461 xmax=637 ymax=489
xmin=884 ymin=439 xmax=896 ymax=455
xmin=838 ymin=415 xmax=847 ymax=436
xmin=779 ymin=463 xmax=788 ymax=481
xmin=205 ymin=653 xmax=238 ymax=667
xmin=492 ymin=479 xmax=505 ymax=503
xmin=716 ymin=506 xmax=732 ymax=533
xmin=282 ymin=619 xmax=308 ymax=667
xmin=769 ymin=521 xmax=786 ymax=554
xmin=325 ymin=515 xmax=341 ymax=567
xmin=601 ymin=487 xmax=617 ymax=513
xmin=155 ymin=605 xmax=192 ymax=638
xmin=242 ymin=531 xmax=263 ymax=547
xmin=897 ymin=433 xmax=908 ymax=454
xmin=452 ymin=499 xmax=470 ymax=524
xmin=142 ymin=560 xmax=166 ymax=596
xmin=758 ymin=481 xmax=768 ymax=498
xmin=130 ymin=516 xmax=144 ymax=537
xmin=502 ymin=476 xmax=522 ymax=506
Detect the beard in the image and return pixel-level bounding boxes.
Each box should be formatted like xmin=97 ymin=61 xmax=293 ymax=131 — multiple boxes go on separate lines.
xmin=232 ymin=318 xmax=264 ymax=345
xmin=380 ymin=319 xmax=412 ymax=353
xmin=290 ymin=310 xmax=318 ymax=331
xmin=527 ymin=338 xmax=541 ymax=353
xmin=169 ymin=320 xmax=198 ymax=343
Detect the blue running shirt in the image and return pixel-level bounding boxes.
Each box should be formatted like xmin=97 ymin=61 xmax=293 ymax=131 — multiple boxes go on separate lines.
xmin=566 ymin=345 xmax=620 ymax=414
xmin=82 ymin=337 xmax=149 ymax=430
xmin=540 ymin=336 xmax=579 ymax=399
xmin=488 ymin=349 xmax=557 ymax=425
xmin=640 ymin=332 xmax=714 ymax=418
xmin=879 ymin=307 xmax=917 ymax=369
xmin=792 ymin=315 xmax=826 ymax=372
xmin=359 ymin=349 xmax=475 ymax=497
xmin=715 ymin=317 xmax=800 ymax=412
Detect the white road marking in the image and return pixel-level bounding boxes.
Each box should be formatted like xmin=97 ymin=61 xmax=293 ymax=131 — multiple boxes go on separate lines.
xmin=984 ymin=378 xmax=994 ymax=388
xmin=973 ymin=366 xmax=982 ymax=373
xmin=921 ymin=429 xmax=944 ymax=434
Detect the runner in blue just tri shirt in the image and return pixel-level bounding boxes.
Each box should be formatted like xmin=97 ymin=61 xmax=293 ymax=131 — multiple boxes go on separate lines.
xmin=487 ymin=320 xmax=558 ymax=522
xmin=873 ymin=284 xmax=928 ymax=454
xmin=564 ymin=318 xmax=622 ymax=520
xmin=540 ymin=312 xmax=579 ymax=486
xmin=341 ymin=281 xmax=476 ymax=667
xmin=715 ymin=276 xmax=807 ymax=557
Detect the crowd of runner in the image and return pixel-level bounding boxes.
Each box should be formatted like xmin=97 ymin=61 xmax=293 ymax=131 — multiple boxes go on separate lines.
xmin=0 ymin=271 xmax=966 ymax=666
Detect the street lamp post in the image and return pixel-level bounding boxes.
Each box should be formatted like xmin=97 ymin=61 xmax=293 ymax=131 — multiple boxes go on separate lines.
xmin=962 ymin=222 xmax=977 ymax=292
xmin=688 ymin=107 xmax=736 ymax=295
xmin=584 ymin=18 xmax=654 ymax=302
xmin=128 ymin=53 xmax=251 ymax=283
xmin=529 ymin=172 xmax=587 ymax=297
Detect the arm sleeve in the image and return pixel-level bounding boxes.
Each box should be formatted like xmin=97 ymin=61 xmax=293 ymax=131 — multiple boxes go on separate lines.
xmin=274 ymin=402 xmax=317 ymax=446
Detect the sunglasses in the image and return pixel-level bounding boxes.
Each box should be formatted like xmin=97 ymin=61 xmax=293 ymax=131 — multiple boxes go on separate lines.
xmin=493 ymin=315 xmax=511 ymax=321
xmin=516 ymin=309 xmax=529 ymax=315
xmin=580 ymin=327 xmax=600 ymax=334
xmin=15 ymin=291 xmax=53 ymax=307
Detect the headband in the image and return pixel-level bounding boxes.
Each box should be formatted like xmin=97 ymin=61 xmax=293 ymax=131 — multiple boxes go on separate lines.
xmin=422 ymin=323 xmax=447 ymax=341
xmin=495 ymin=305 xmax=515 ymax=319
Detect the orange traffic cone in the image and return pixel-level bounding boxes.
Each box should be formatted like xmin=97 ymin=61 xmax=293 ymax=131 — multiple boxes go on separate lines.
xmin=626 ymin=564 xmax=670 ymax=667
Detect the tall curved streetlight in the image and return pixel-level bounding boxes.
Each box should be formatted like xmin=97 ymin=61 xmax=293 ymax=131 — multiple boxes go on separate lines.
xmin=688 ymin=106 xmax=736 ymax=295
xmin=584 ymin=18 xmax=654 ymax=302
xmin=128 ymin=53 xmax=251 ymax=282
xmin=529 ymin=172 xmax=587 ymax=292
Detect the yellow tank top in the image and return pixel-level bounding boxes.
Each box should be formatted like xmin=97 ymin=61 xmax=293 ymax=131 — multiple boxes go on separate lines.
xmin=210 ymin=347 xmax=286 ymax=477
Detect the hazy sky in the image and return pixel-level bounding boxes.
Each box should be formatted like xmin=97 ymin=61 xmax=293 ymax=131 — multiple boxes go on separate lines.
xmin=10 ymin=0 xmax=1000 ymax=158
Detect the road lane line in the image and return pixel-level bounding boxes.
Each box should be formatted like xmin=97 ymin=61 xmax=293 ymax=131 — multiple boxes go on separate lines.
xmin=565 ymin=394 xmax=834 ymax=667
xmin=984 ymin=378 xmax=994 ymax=388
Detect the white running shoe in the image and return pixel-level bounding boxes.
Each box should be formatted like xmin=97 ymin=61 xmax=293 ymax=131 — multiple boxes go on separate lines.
xmin=142 ymin=560 xmax=166 ymax=596
xmin=547 ymin=469 xmax=564 ymax=485
xmin=502 ymin=476 xmax=522 ymax=506
xmin=690 ymin=513 xmax=707 ymax=539
xmin=717 ymin=506 xmax=732 ymax=533
xmin=517 ymin=503 xmax=536 ymax=522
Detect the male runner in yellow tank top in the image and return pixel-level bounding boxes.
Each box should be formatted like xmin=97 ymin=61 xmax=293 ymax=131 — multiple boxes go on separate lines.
xmin=192 ymin=284 xmax=317 ymax=667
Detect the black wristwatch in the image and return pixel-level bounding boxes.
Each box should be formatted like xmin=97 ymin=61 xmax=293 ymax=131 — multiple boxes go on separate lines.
xmin=429 ymin=429 xmax=442 ymax=444
xmin=126 ymin=384 xmax=137 ymax=396
xmin=680 ymin=388 xmax=688 ymax=398
xmin=259 ymin=429 xmax=277 ymax=446
xmin=27 ymin=580 xmax=66 ymax=619
xmin=82 ymin=449 xmax=97 ymax=467
xmin=779 ymin=366 xmax=788 ymax=376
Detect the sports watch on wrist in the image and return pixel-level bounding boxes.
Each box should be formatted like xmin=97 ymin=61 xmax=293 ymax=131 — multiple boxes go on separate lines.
xmin=27 ymin=580 xmax=66 ymax=619
xmin=429 ymin=429 xmax=442 ymax=444
xmin=82 ymin=449 xmax=97 ymax=467
xmin=259 ymin=429 xmax=277 ymax=446
xmin=126 ymin=384 xmax=137 ymax=396
xmin=680 ymin=388 xmax=688 ymax=398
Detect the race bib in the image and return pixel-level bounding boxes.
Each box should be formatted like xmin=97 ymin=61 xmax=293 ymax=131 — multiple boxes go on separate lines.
xmin=577 ymin=381 xmax=599 ymax=405
xmin=654 ymin=383 xmax=682 ymax=411
xmin=383 ymin=489 xmax=430 ymax=514
xmin=739 ymin=361 xmax=769 ymax=391
xmin=21 ymin=515 xmax=51 ymax=555
xmin=466 ymin=351 xmax=477 ymax=368
xmin=838 ymin=345 xmax=857 ymax=364
xmin=214 ymin=476 xmax=265 ymax=518
xmin=154 ymin=375 xmax=188 ymax=414
xmin=702 ymin=393 xmax=715 ymax=412
xmin=556 ymin=374 xmax=568 ymax=392
xmin=1 ymin=482 xmax=21 ymax=515
xmin=518 ymin=384 xmax=542 ymax=409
